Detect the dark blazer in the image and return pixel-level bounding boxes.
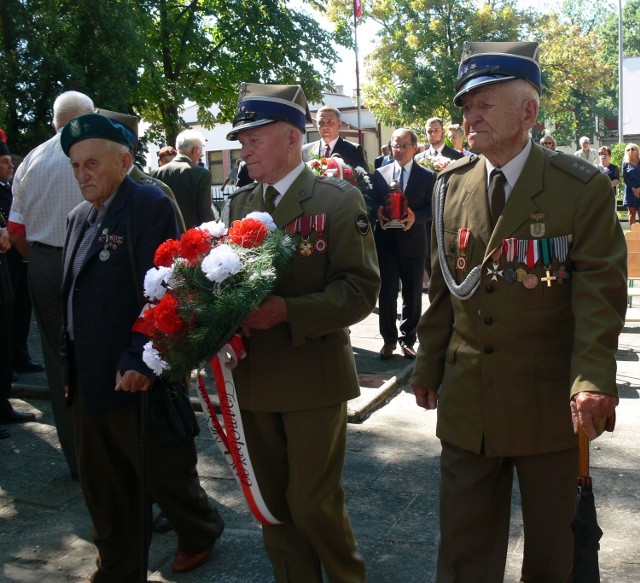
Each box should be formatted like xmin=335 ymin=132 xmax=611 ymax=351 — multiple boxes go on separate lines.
xmin=302 ymin=137 xmax=368 ymax=170
xmin=62 ymin=176 xmax=179 ymax=412
xmin=371 ymin=162 xmax=436 ymax=260
xmin=151 ymin=154 xmax=214 ymax=228
xmin=415 ymin=144 xmax=465 ymax=163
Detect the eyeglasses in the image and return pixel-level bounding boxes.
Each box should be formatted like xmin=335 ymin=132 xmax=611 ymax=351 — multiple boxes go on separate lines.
xmin=391 ymin=143 xmax=414 ymax=150
xmin=627 ymin=147 xmax=638 ymax=152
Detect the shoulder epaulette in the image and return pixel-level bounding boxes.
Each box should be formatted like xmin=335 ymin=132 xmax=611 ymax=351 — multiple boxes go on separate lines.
xmin=437 ymin=153 xmax=480 ymax=177
xmin=321 ymin=176 xmax=352 ymax=190
xmin=549 ymin=152 xmax=599 ymax=184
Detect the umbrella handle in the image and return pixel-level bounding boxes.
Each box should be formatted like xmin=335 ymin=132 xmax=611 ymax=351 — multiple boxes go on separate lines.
xmin=578 ymin=423 xmax=591 ymax=482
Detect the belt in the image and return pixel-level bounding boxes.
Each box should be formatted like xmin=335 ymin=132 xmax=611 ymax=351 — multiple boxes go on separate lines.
xmin=31 ymin=242 xmax=63 ymax=251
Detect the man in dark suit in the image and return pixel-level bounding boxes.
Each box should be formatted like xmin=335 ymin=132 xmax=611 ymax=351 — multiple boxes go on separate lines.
xmin=0 ymin=145 xmax=43 ymax=379
xmin=0 ymin=136 xmax=38 ymax=431
xmin=226 ymin=83 xmax=380 ymax=583
xmin=60 ymin=114 xmax=224 ymax=582
xmin=302 ymin=105 xmax=368 ymax=169
xmin=0 ymin=226 xmax=12 ymax=439
xmin=371 ymin=128 xmax=436 ymax=360
xmin=151 ymin=129 xmax=215 ymax=228
xmin=373 ymin=144 xmax=390 ymax=169
xmin=415 ymin=117 xmax=465 ymax=162
xmin=411 ymin=42 xmax=627 ymax=582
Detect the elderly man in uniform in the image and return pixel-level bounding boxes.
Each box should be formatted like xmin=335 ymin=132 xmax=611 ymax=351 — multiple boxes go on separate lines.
xmin=411 ymin=42 xmax=627 ymax=582
xmin=61 ymin=114 xmax=224 ymax=582
xmin=224 ymin=83 xmax=380 ymax=582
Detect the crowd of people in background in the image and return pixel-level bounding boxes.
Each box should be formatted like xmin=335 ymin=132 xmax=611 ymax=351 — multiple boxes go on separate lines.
xmin=0 ymin=38 xmax=632 ymax=583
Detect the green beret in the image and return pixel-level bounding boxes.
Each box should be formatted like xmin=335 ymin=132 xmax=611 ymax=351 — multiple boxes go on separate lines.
xmin=61 ymin=113 xmax=131 ymax=157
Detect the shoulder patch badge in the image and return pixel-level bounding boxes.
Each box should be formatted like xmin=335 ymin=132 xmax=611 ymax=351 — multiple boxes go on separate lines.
xmin=355 ymin=211 xmax=370 ymax=235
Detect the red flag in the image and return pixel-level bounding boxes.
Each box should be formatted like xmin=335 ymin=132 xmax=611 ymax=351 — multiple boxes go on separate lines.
xmin=354 ymin=0 xmax=362 ymax=19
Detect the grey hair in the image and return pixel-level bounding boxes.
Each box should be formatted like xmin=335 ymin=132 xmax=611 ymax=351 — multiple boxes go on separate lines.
xmin=176 ymin=129 xmax=205 ymax=153
xmin=53 ymin=91 xmax=94 ymax=129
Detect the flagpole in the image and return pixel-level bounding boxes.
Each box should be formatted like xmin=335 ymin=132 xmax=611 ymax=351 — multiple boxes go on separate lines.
xmin=618 ymin=0 xmax=624 ymax=143
xmin=353 ymin=0 xmax=363 ymax=146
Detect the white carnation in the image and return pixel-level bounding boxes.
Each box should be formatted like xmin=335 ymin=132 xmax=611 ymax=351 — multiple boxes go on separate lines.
xmin=199 ymin=220 xmax=228 ymax=238
xmin=201 ymin=244 xmax=243 ymax=283
xmin=245 ymin=211 xmax=276 ymax=232
xmin=143 ymin=266 xmax=172 ymax=301
xmin=142 ymin=341 xmax=170 ymax=375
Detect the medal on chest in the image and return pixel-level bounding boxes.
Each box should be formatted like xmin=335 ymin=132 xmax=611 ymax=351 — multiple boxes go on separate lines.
xmin=456 ymin=228 xmax=470 ymax=272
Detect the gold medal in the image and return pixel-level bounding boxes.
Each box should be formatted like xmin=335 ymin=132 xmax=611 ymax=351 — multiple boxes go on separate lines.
xmin=529 ymin=213 xmax=545 ymax=238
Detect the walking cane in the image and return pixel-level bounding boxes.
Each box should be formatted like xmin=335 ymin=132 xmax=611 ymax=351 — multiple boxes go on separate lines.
xmin=139 ymin=389 xmax=149 ymax=583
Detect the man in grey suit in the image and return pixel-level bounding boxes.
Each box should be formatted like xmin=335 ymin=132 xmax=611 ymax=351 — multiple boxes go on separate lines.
xmin=151 ymin=129 xmax=215 ymax=228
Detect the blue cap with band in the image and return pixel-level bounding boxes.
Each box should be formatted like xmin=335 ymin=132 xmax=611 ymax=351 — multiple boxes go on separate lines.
xmin=226 ymin=83 xmax=312 ymax=141
xmin=453 ymin=41 xmax=541 ymax=107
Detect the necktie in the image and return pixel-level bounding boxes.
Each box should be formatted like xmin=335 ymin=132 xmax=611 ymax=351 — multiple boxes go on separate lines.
xmin=264 ymin=185 xmax=279 ymax=213
xmin=489 ymin=169 xmax=506 ymax=228
xmin=399 ymin=167 xmax=405 ymax=191
xmin=323 ymin=143 xmax=331 ymax=158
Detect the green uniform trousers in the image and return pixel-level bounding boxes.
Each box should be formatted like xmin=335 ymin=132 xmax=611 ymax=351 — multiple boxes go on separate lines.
xmin=437 ymin=440 xmax=579 ymax=583
xmin=241 ymin=403 xmax=366 ymax=583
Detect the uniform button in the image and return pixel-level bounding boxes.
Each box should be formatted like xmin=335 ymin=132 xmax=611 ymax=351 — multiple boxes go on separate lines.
xmin=484 ymin=316 xmax=493 ymax=325
xmin=485 ymin=284 xmax=495 ymax=293
xmin=484 ymin=345 xmax=494 ymax=354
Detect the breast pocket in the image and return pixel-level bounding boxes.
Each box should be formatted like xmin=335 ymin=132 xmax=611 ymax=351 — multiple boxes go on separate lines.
xmin=442 ymin=228 xmax=477 ymax=284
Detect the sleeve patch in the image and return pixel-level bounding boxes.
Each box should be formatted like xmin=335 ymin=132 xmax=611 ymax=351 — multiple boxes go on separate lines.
xmin=355 ymin=211 xmax=370 ymax=235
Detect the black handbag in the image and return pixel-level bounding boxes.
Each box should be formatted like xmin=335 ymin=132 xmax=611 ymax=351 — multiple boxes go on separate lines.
xmin=125 ymin=208 xmax=199 ymax=448
xmin=148 ymin=378 xmax=200 ymax=447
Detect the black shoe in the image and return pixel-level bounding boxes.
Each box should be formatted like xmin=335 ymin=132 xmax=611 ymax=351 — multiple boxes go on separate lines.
xmin=0 ymin=427 xmax=10 ymax=439
xmin=0 ymin=409 xmax=36 ymax=423
xmin=379 ymin=343 xmax=396 ymax=360
xmin=153 ymin=511 xmax=173 ymax=533
xmin=14 ymin=360 xmax=45 ymax=373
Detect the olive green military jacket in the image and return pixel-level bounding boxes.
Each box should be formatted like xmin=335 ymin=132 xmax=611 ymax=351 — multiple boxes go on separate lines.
xmin=226 ymin=166 xmax=381 ymax=412
xmin=412 ymin=143 xmax=627 ymax=457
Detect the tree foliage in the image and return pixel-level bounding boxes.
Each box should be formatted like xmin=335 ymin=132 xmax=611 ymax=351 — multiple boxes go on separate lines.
xmin=0 ymin=0 xmax=144 ymax=154
xmin=336 ymin=0 xmax=532 ymax=134
xmin=0 ymin=0 xmax=339 ymax=154
xmin=533 ymin=12 xmax=613 ymax=145
xmin=323 ymin=0 xmax=620 ymax=145
xmin=136 ymin=0 xmax=339 ymax=147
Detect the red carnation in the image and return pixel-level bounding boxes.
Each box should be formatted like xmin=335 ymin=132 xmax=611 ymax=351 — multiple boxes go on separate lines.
xmin=151 ymin=293 xmax=183 ymax=334
xmin=179 ymin=228 xmax=212 ymax=262
xmin=228 ymin=218 xmax=268 ymax=248
xmin=342 ymin=168 xmax=353 ymax=180
xmin=154 ymin=239 xmax=180 ymax=267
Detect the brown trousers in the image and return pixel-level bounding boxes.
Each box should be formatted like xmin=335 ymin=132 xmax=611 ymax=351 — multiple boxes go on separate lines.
xmin=241 ymin=403 xmax=366 ymax=583
xmin=437 ymin=440 xmax=578 ymax=583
